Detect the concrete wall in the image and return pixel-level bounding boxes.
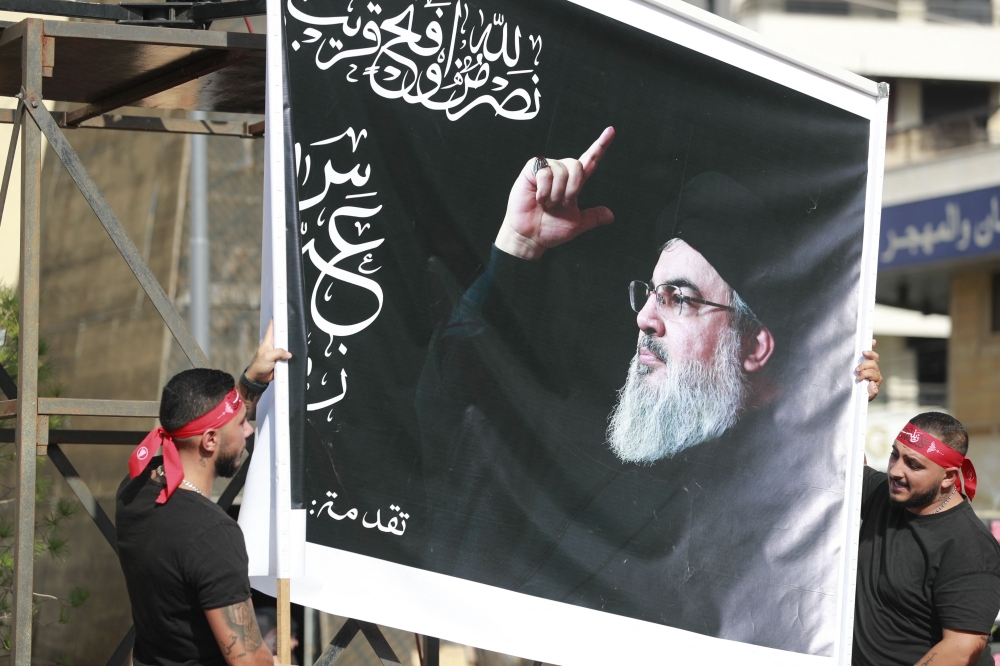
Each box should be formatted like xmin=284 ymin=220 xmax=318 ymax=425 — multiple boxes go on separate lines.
xmin=949 ymin=266 xmax=1000 ymax=514
xmin=29 ymin=123 xmax=266 ymax=663
xmin=30 ymin=125 xmax=187 ymax=662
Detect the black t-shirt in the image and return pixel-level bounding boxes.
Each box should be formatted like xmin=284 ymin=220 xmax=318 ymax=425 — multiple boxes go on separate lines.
xmin=116 ymin=460 xmax=251 ymax=666
xmin=854 ymin=466 xmax=1000 ymax=666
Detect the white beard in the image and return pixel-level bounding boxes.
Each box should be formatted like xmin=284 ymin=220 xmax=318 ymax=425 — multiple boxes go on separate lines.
xmin=606 ymin=328 xmax=748 ymax=464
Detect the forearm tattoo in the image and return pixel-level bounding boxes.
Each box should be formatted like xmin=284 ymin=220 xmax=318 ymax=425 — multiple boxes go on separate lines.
xmin=221 ymin=599 xmax=264 ymax=661
xmin=244 ymin=392 xmax=261 ymax=422
xmin=237 ymin=384 xmax=263 ymax=422
xmin=918 ymin=653 xmax=936 ymax=666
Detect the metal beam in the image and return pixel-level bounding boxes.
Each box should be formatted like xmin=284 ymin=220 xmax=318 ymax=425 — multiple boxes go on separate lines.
xmin=190 ymin=0 xmax=266 ymax=21
xmin=116 ymin=2 xmax=209 ymax=29
xmin=357 ymin=622 xmax=402 ymax=666
xmin=12 ymin=20 xmax=43 ymax=666
xmin=35 ymin=413 xmax=47 ymax=455
xmin=0 ymin=108 xmax=264 ymax=138
xmin=0 ymin=399 xmax=15 ymax=420
xmin=315 ymin=619 xmax=362 ymax=666
xmin=191 ymin=0 xmax=267 ymax=21
xmin=37 ymin=398 xmax=160 ymax=418
xmin=65 ymin=48 xmax=250 ymax=125
xmin=0 ymin=0 xmax=266 ymax=25
xmin=0 ymin=19 xmax=24 ymax=51
xmin=71 ymin=113 xmax=262 ymax=137
xmin=38 ymin=19 xmax=264 ymax=50
xmin=22 ymin=99 xmax=209 ymax=368
xmin=104 ymin=626 xmax=135 ymax=666
xmin=47 ymin=444 xmax=118 ymax=554
xmin=0 ymin=102 xmax=22 ymax=233
xmin=0 ymin=429 xmax=146 ymax=444
xmin=425 ymin=637 xmax=439 ymax=666
xmin=0 ymin=0 xmax=131 ymax=21
xmin=117 ymin=0 xmax=266 ymax=27
xmin=0 ymin=362 xmax=17 ymax=400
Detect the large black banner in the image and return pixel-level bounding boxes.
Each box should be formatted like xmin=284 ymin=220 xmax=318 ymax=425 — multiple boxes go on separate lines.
xmin=275 ymin=0 xmax=878 ymax=658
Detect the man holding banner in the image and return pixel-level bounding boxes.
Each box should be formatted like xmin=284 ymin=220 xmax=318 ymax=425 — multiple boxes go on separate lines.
xmin=418 ymin=127 xmax=885 ymax=651
xmin=116 ymin=324 xmax=290 ymax=666
xmin=854 ymin=413 xmax=1000 ymax=666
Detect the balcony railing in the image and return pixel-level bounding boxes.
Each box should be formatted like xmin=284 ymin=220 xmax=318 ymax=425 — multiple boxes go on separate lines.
xmin=740 ymin=0 xmax=996 ymax=23
xmin=886 ymin=105 xmax=999 ymax=168
xmin=926 ymin=0 xmax=994 ymax=22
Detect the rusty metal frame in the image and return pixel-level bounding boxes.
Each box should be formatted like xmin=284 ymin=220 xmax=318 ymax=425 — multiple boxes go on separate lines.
xmin=10 ymin=19 xmax=44 ymax=665
xmin=0 ymin=109 xmax=264 ymax=137
xmin=23 ymin=97 xmax=209 ymax=368
xmin=0 ymin=15 xmax=444 ymax=666
xmin=0 ymin=16 xmax=220 ymax=666
xmin=0 ymin=0 xmax=267 ymax=28
xmin=315 ymin=620 xmax=402 ymax=666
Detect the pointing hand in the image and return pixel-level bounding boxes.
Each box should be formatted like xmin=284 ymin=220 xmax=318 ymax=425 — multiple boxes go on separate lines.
xmin=495 ymin=127 xmax=616 ymax=260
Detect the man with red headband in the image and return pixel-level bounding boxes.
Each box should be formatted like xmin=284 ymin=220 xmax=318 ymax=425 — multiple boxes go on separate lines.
xmin=854 ymin=411 xmax=1000 ymax=666
xmin=116 ymin=323 xmax=291 ymax=666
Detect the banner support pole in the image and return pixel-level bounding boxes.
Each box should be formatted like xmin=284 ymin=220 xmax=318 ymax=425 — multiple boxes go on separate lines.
xmin=277 ymin=578 xmax=292 ymax=663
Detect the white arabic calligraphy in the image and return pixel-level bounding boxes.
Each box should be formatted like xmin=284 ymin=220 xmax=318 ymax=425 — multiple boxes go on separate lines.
xmin=881 ymin=197 xmax=1000 ymax=263
xmin=298 ymin=126 xmax=385 ymax=415
xmin=287 ymin=0 xmax=541 ymax=121
xmin=309 ymin=494 xmax=409 ymax=535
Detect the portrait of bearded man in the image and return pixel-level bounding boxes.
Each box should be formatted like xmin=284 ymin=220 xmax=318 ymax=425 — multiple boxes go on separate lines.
xmin=608 ymin=236 xmax=767 ymax=464
xmin=414 ymin=127 xmax=880 ymax=656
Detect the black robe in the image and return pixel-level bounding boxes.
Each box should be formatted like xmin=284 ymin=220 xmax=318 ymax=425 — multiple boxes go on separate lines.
xmin=414 ymin=246 xmax=837 ymax=655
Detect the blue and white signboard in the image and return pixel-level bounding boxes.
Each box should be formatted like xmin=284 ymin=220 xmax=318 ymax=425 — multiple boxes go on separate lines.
xmin=880 ymin=184 xmax=1000 ymax=269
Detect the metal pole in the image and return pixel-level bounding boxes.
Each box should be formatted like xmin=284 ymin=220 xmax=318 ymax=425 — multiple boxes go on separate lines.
xmin=304 ymin=606 xmax=316 ymax=666
xmin=425 ymin=636 xmax=439 ymax=666
xmin=0 ymin=102 xmax=23 ymax=233
xmin=189 ymin=110 xmax=210 ymax=359
xmin=12 ymin=18 xmax=43 ymax=666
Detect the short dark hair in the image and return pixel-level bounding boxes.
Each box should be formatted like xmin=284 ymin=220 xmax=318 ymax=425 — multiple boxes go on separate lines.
xmin=910 ymin=412 xmax=969 ymax=456
xmin=160 ymin=368 xmax=235 ymax=432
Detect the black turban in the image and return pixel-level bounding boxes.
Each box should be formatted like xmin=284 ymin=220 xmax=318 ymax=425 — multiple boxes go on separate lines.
xmin=656 ymin=171 xmax=790 ymax=328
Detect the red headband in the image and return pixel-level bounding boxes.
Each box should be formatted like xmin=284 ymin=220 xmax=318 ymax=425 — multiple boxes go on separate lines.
xmin=896 ymin=422 xmax=977 ymax=501
xmin=128 ymin=388 xmax=244 ymax=504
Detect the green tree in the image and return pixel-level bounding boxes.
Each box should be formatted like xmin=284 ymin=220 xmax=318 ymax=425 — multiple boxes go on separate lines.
xmin=0 ymin=283 xmax=87 ymax=655
xmin=0 ymin=284 xmax=60 ymax=395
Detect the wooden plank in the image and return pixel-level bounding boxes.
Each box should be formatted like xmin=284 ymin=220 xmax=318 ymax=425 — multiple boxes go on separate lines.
xmin=65 ymin=48 xmax=250 ymax=125
xmin=277 ymin=578 xmax=292 ymax=664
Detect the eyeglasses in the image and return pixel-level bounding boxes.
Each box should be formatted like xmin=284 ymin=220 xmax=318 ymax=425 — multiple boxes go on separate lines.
xmin=629 ymin=280 xmax=734 ymax=318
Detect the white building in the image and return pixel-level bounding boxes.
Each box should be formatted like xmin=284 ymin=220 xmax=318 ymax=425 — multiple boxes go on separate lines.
xmin=706 ymin=0 xmax=1000 ymax=511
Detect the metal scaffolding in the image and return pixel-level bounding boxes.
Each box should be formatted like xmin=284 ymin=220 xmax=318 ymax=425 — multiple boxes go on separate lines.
xmin=0 ymin=7 xmax=538 ymax=664
xmin=0 ymin=8 xmax=444 ymax=665
xmin=0 ymin=13 xmax=264 ymax=666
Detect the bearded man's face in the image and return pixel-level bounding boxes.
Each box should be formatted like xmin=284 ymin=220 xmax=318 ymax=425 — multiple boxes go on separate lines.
xmin=607 ymin=331 xmax=747 ymax=462
xmin=606 ymin=241 xmax=760 ymax=463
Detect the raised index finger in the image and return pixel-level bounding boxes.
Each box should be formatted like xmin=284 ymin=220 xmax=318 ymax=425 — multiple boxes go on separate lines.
xmin=579 ymin=126 xmax=616 ymax=179
xmin=262 ymin=318 xmax=275 ymax=348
